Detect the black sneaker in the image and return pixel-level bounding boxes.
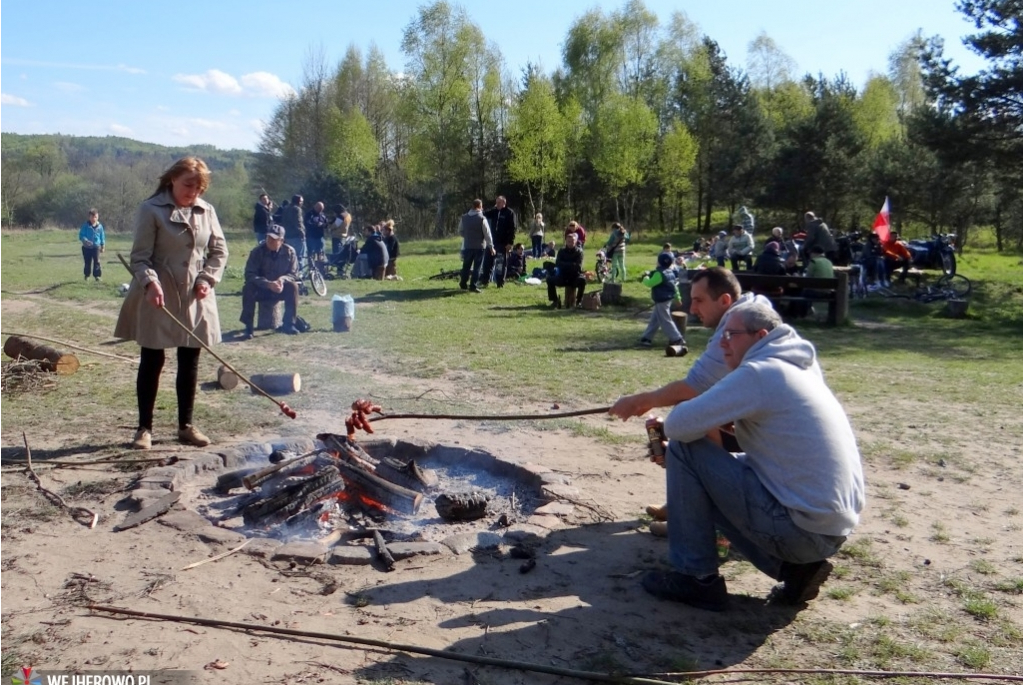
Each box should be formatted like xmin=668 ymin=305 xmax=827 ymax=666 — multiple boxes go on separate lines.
xmin=768 ymin=560 xmax=834 ymax=605
xmin=279 ymin=324 xmax=299 ymax=336
xmin=638 ymin=338 xmax=653 ymax=348
xmin=470 ymin=285 xmax=482 ymax=293
xmin=459 ymin=283 xmax=468 ymax=291
xmin=240 ymin=328 xmax=254 ymax=341
xmin=641 ymin=571 xmax=728 ymax=611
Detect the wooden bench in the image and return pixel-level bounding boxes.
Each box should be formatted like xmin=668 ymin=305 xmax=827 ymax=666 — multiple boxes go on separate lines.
xmin=733 ymin=272 xmax=849 ymax=326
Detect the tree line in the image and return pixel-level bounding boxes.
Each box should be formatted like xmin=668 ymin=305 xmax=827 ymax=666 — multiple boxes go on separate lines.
xmin=254 ymin=0 xmax=1020 ymax=249
xmin=3 ymin=0 xmax=1018 ymax=252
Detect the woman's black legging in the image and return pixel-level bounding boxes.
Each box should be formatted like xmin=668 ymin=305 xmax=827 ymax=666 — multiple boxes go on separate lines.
xmin=137 ymin=346 xmax=201 ymax=431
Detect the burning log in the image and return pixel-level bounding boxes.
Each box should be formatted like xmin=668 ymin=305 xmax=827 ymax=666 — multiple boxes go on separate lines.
xmin=374 ymin=457 xmax=438 ymax=493
xmin=242 ymin=466 xmax=344 ymax=525
xmin=334 ymin=460 xmax=423 ymax=515
xmin=242 ymin=451 xmax=321 ymax=490
xmin=317 ymin=433 xmax=378 ymax=472
xmin=434 ymin=492 xmax=490 ymax=522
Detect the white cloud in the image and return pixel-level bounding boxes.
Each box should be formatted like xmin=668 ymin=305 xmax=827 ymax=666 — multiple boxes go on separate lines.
xmin=155 ymin=105 xmax=170 ymax=112
xmin=239 ymin=72 xmax=296 ymax=99
xmin=228 ymin=108 xmax=242 ymax=116
xmin=109 ymin=123 xmax=133 ymax=135
xmin=173 ymin=69 xmax=242 ymax=95
xmin=1 ymin=93 xmax=31 ymax=106
xmin=54 ymin=81 xmax=85 ymax=94
xmin=188 ymin=118 xmax=230 ymax=131
xmin=172 ymin=69 xmax=295 ymax=99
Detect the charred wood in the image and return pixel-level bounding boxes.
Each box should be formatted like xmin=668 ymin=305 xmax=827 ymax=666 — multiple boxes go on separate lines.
xmin=435 ymin=492 xmax=490 ymax=522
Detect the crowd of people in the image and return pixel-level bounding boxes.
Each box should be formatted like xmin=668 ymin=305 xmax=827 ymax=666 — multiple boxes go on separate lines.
xmin=105 ymin=157 xmax=862 ymax=613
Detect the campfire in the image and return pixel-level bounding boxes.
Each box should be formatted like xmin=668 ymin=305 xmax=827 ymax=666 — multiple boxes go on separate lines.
xmin=208 ymin=433 xmax=516 ymax=547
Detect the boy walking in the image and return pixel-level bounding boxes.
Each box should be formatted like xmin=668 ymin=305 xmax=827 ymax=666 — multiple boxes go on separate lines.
xmin=639 ymin=253 xmax=685 ymax=348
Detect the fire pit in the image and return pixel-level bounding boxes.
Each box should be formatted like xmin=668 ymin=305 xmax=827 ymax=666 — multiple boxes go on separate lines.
xmin=118 ymin=435 xmax=588 ymax=568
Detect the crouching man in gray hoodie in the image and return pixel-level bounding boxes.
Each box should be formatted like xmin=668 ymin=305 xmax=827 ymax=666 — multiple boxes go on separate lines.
xmin=642 ymin=301 xmax=864 ymax=611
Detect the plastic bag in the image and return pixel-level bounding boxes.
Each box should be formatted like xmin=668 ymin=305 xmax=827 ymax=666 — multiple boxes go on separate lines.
xmin=332 ymin=294 xmax=355 ymax=332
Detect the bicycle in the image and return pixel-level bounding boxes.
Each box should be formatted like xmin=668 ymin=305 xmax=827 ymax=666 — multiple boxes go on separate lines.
xmin=298 ymin=254 xmax=328 ymax=297
xmin=874 ymin=273 xmax=970 ymax=303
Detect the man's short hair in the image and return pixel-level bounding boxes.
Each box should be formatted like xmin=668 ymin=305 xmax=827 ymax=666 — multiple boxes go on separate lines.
xmin=811 ymin=245 xmax=825 ymax=255
xmin=772 ymin=226 xmax=783 ymax=237
xmin=88 ymin=208 xmax=99 ymax=216
xmin=732 ymin=224 xmax=744 ymax=232
xmin=731 ymin=301 xmax=782 ymax=333
xmin=804 ymin=211 xmax=816 ymax=221
xmin=292 ymin=194 xmax=303 ymax=204
xmin=473 ymin=199 xmax=483 ymax=209
xmin=691 ymin=267 xmax=741 ymax=301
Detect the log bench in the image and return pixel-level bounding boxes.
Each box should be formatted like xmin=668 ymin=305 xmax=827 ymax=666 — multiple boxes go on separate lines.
xmin=733 ymin=272 xmax=849 ymax=326
xmin=256 ymin=300 xmax=284 ymax=330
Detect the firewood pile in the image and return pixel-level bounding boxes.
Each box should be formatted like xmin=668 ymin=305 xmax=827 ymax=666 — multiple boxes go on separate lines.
xmin=215 ymin=433 xmax=505 ymax=540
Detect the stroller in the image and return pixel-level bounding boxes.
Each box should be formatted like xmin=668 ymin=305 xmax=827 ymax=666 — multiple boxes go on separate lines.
xmin=594 ymin=250 xmax=610 ymax=284
xmin=326 ymin=235 xmax=360 ymax=279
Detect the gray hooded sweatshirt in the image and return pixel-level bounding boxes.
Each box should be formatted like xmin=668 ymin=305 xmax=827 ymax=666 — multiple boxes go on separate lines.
xmin=665 ymin=324 xmax=864 ymax=536
xmin=684 ymin=292 xmax=772 ymax=394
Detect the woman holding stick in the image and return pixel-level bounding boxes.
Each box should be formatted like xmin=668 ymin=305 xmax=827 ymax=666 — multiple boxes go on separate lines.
xmin=114 ymin=157 xmax=228 ymax=450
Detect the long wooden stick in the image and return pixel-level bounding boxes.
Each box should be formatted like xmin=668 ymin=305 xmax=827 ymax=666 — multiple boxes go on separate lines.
xmin=85 ymin=605 xmax=1021 ymax=683
xmin=116 ymin=253 xmax=296 ymax=419
xmin=180 ymin=539 xmax=250 ymax=571
xmin=22 ymin=433 xmax=98 ymax=529
xmin=368 ymin=406 xmax=611 ymax=423
xmin=0 ymin=331 xmax=138 ymax=365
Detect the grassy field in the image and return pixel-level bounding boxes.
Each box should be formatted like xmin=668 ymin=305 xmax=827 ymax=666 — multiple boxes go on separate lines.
xmin=1 ymin=227 xmax=1022 ymax=682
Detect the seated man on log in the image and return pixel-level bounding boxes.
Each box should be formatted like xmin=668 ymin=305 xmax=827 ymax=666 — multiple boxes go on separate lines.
xmin=240 ymin=223 xmax=301 ymax=339
xmin=639 ymin=301 xmax=864 ymax=611
xmin=546 ymin=231 xmax=586 ymax=309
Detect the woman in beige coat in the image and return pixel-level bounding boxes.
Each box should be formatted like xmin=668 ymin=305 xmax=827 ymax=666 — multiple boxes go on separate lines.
xmin=114 ymin=157 xmax=228 ymax=449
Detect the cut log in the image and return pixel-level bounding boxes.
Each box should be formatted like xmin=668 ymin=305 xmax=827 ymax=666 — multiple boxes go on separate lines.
xmin=217 ymin=365 xmax=239 ymax=390
xmin=242 ymin=451 xmax=321 ymax=490
xmin=249 ymin=373 xmax=301 ymax=396
xmin=334 ymin=460 xmax=423 ymax=515
xmin=114 ymin=491 xmax=181 ymax=531
xmin=374 ymin=457 xmax=438 ymax=493
xmin=435 ymin=492 xmax=490 ymax=522
xmin=373 ymin=529 xmax=395 ymax=571
xmin=3 ymin=336 xmax=80 ymax=375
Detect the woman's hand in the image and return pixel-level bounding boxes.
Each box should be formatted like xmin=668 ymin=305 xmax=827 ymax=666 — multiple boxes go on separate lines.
xmin=145 ymin=282 xmax=165 ymax=308
xmin=194 ymin=280 xmax=211 ymax=300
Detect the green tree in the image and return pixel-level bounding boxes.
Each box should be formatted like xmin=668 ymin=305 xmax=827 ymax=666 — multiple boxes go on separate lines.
xmin=591 ymin=93 xmax=658 ymax=224
xmin=507 ymin=72 xmax=568 ymax=215
xmin=855 ymin=75 xmax=901 ymax=149
xmin=654 ymin=118 xmax=698 ymax=231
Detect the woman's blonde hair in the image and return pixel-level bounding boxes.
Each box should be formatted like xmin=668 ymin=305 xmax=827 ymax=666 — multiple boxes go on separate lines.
xmin=153 ymin=157 xmax=211 ymax=197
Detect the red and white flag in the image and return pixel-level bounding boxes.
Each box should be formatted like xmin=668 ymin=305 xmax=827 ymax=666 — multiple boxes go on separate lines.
xmin=872 ymin=197 xmax=891 ymax=242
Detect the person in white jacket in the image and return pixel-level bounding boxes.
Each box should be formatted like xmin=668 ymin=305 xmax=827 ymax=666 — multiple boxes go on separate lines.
xmin=727 ymin=224 xmax=755 ymax=271
xmin=640 ymin=302 xmax=864 ymax=611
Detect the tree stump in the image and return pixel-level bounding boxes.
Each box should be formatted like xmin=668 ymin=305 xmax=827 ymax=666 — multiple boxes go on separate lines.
xmin=256 ymin=301 xmax=284 ymax=330
xmin=217 ymin=365 xmax=239 ymax=390
xmin=2 ymin=336 xmax=80 ymax=375
xmin=601 ymin=282 xmax=623 ymax=305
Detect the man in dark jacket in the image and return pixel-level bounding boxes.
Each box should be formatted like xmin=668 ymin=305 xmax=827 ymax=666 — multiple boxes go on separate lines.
xmin=801 ymin=212 xmax=837 ymax=265
xmin=360 ymin=224 xmax=389 ymax=280
xmin=304 ymin=201 xmax=329 ymax=260
xmin=546 ymin=232 xmax=586 ymax=309
xmin=240 ymin=224 xmax=301 ymax=338
xmin=482 ymin=196 xmax=517 ymax=287
xmin=459 ymin=199 xmax=494 ymax=292
xmin=282 ymin=195 xmax=306 ymax=263
xmin=752 ymin=242 xmax=788 ymax=276
xmin=253 ymin=193 xmax=273 ymax=243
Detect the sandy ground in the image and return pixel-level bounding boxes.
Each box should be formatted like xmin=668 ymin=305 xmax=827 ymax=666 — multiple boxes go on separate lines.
xmin=2 ymin=347 xmax=1021 ymax=684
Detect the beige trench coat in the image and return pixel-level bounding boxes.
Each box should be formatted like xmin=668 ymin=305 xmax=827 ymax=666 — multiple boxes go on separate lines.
xmin=114 ymin=191 xmax=228 ymax=349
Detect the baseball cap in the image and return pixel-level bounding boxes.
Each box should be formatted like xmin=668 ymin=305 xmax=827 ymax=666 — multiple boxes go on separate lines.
xmin=266 ymin=224 xmax=285 ymax=240
xmin=718 ymin=230 xmax=727 ymax=237
xmin=657 ymin=252 xmax=674 ymax=268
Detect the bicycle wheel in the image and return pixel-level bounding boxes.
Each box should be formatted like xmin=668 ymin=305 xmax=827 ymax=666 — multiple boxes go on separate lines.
xmin=309 ymin=265 xmax=328 ymax=297
xmin=936 ymin=273 xmax=971 ymax=299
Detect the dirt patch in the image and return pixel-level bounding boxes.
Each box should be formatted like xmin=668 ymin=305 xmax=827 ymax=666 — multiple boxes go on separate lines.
xmin=1 ymin=369 xmax=1021 ymax=683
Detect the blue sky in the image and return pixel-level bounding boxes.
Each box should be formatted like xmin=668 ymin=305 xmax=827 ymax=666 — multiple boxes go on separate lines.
xmin=1 ymin=0 xmax=986 ymax=151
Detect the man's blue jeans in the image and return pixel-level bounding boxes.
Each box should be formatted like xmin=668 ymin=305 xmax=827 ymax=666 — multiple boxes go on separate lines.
xmin=286 ymin=238 xmax=307 ymax=265
xmin=665 ymin=438 xmax=846 ymax=579
xmin=460 ymin=248 xmax=484 ymax=288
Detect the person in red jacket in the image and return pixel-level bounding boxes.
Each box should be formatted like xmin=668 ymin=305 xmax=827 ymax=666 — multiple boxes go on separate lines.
xmin=882 ymin=232 xmax=912 ymax=283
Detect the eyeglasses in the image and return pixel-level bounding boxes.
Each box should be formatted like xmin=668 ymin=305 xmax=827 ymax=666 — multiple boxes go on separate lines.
xmin=721 ymin=329 xmax=756 ymax=341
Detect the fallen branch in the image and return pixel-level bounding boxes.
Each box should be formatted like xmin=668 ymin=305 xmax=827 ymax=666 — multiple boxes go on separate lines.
xmin=1 ymin=331 xmax=138 ymax=365
xmin=180 ymin=540 xmax=251 ymax=571
xmin=21 ymin=433 xmax=98 ymax=529
xmin=85 ymin=604 xmax=1022 ymax=683
xmin=2 ymin=455 xmax=182 ymax=469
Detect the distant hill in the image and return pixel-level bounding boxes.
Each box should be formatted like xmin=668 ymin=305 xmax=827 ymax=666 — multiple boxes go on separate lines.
xmin=1 ymin=133 xmax=258 ymax=230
